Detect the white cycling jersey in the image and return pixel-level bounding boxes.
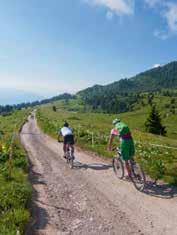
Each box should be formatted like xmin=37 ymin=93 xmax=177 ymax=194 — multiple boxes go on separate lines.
xmin=60 ymin=127 xmax=73 ymax=137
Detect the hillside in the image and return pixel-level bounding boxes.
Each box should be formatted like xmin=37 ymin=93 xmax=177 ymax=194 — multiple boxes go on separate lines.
xmin=36 ymin=104 xmax=177 ymax=186
xmin=46 ymin=92 xmax=177 ymax=139
xmin=1 ymin=61 xmax=177 ymax=115
xmin=78 ymin=61 xmax=177 ymax=96
xmin=77 ymin=61 xmax=177 ymax=113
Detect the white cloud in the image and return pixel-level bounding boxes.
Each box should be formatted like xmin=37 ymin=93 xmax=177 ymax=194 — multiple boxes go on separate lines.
xmin=152 ymin=63 xmax=161 ymax=68
xmin=163 ymin=3 xmax=177 ymax=34
xmin=144 ymin=0 xmax=161 ymax=8
xmin=84 ymin=0 xmax=134 ymax=17
xmin=84 ymin=0 xmax=177 ymax=38
xmin=0 ymin=73 xmax=92 ymax=96
xmin=148 ymin=1 xmax=177 ymax=39
xmin=154 ymin=29 xmax=169 ymax=40
xmin=106 ymin=10 xmax=114 ymax=20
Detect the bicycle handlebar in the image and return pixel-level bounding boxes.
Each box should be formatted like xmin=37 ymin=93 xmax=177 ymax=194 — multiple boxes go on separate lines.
xmin=112 ymin=147 xmax=121 ymax=156
xmin=112 ymin=147 xmax=120 ymax=151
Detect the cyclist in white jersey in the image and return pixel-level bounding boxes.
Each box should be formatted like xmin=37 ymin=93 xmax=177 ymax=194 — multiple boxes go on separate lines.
xmin=59 ymin=122 xmax=75 ymax=158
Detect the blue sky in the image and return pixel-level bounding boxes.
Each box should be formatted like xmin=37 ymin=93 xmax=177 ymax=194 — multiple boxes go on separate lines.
xmin=0 ymin=0 xmax=177 ymax=97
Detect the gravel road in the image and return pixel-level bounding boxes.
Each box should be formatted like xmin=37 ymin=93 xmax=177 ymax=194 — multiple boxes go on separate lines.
xmin=21 ymin=116 xmax=177 ymax=235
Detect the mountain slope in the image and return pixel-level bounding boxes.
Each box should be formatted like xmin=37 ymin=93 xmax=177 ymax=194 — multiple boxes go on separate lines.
xmin=78 ymin=61 xmax=177 ymax=97
xmin=76 ymin=61 xmax=177 ymax=113
xmin=1 ymin=61 xmax=177 ymax=114
xmin=131 ymin=61 xmax=177 ymax=90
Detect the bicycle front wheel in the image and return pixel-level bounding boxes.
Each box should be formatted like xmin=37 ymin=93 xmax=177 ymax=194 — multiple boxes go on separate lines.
xmin=112 ymin=157 xmax=124 ymax=179
xmin=130 ymin=161 xmax=146 ymax=191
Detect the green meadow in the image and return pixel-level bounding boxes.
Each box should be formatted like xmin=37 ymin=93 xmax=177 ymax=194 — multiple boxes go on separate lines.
xmin=37 ymin=101 xmax=177 ymax=186
xmin=0 ymin=110 xmax=31 ymax=235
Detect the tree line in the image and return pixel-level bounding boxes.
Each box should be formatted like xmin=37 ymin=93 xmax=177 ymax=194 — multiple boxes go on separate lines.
xmin=0 ymin=93 xmax=73 ymax=115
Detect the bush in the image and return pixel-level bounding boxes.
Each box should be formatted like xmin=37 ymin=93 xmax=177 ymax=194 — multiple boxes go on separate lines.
xmin=0 ymin=153 xmax=9 ymax=163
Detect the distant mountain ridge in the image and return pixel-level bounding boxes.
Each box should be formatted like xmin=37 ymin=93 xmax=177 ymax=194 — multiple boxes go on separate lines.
xmin=0 ymin=92 xmax=73 ymax=114
xmin=76 ymin=61 xmax=177 ymax=113
xmin=77 ymin=61 xmax=177 ymax=97
xmin=0 ymin=88 xmax=44 ymax=105
xmin=1 ymin=61 xmax=177 ymax=115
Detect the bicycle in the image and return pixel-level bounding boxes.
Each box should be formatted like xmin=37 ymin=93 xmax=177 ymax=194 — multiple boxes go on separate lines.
xmin=112 ymin=148 xmax=146 ymax=191
xmin=65 ymin=144 xmax=74 ymax=169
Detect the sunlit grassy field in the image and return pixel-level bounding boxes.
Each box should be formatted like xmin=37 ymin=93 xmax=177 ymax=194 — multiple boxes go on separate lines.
xmin=37 ymin=104 xmax=177 ymax=186
xmin=49 ymin=93 xmax=177 ymax=139
xmin=0 ymin=110 xmax=31 ymax=235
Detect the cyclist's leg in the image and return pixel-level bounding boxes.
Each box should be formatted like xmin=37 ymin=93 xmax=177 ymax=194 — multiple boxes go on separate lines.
xmin=129 ymin=138 xmax=135 ymax=159
xmin=63 ymin=143 xmax=67 ymax=156
xmin=63 ymin=136 xmax=68 ymax=157
xmin=120 ymin=140 xmax=132 ymax=177
xmin=125 ymin=160 xmax=131 ymax=177
xmin=70 ymin=144 xmax=74 ymax=154
xmin=69 ymin=135 xmax=75 ymax=156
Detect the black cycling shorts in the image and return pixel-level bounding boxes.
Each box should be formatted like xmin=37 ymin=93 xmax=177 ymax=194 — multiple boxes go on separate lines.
xmin=64 ymin=135 xmax=74 ymax=145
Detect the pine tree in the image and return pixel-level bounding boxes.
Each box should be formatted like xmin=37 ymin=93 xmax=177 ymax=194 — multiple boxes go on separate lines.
xmin=145 ymin=105 xmax=166 ymax=136
xmin=52 ymin=106 xmax=57 ymax=112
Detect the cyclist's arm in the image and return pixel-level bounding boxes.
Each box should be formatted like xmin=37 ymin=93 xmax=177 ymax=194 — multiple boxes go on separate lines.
xmin=57 ymin=130 xmax=62 ymax=142
xmin=107 ymin=129 xmax=119 ymax=151
xmin=107 ymin=134 xmax=114 ymax=151
xmin=58 ymin=135 xmax=61 ymax=142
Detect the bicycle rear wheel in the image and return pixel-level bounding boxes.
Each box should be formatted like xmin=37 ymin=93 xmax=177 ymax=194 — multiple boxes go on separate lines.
xmin=66 ymin=152 xmax=70 ymax=164
xmin=112 ymin=156 xmax=124 ymax=179
xmin=130 ymin=160 xmax=146 ymax=191
xmin=69 ymin=155 xmax=74 ymax=169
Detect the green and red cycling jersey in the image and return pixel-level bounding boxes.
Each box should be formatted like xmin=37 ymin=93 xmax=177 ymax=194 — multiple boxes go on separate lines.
xmin=111 ymin=121 xmax=135 ymax=160
xmin=111 ymin=121 xmax=132 ymax=140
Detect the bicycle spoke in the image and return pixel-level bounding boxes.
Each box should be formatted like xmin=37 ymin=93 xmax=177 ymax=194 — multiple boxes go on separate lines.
xmin=130 ymin=163 xmax=146 ymax=191
xmin=113 ymin=157 xmax=124 ymax=179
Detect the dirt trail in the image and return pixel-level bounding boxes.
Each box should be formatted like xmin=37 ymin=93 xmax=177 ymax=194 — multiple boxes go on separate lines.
xmin=21 ymin=116 xmax=177 ymax=235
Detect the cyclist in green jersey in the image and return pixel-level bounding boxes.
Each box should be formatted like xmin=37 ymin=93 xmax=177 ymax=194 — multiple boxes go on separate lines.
xmin=108 ymin=118 xmax=135 ymax=178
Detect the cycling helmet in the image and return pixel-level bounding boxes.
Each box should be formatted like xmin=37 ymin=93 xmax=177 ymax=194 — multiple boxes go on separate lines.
xmin=112 ymin=118 xmax=120 ymax=125
xmin=64 ymin=121 xmax=69 ymax=127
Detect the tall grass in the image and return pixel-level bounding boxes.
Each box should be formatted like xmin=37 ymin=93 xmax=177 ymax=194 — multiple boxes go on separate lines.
xmin=0 ymin=110 xmax=32 ymax=235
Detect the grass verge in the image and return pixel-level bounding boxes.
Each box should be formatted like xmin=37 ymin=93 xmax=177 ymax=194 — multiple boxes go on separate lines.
xmin=36 ymin=107 xmax=177 ymax=186
xmin=0 ymin=110 xmax=32 ymax=235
